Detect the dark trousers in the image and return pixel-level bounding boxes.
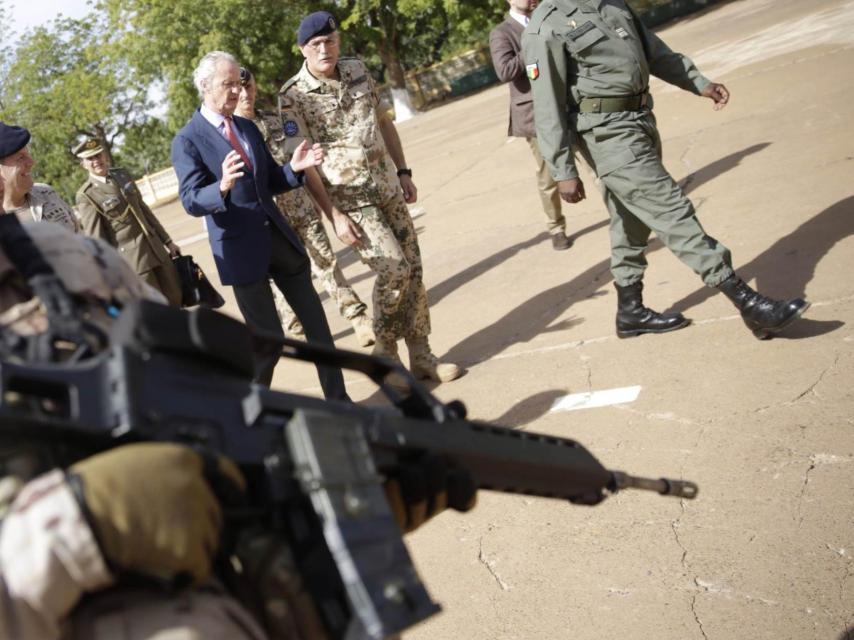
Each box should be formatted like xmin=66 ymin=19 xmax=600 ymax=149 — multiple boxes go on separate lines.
xmin=232 ymin=225 xmax=348 ymax=401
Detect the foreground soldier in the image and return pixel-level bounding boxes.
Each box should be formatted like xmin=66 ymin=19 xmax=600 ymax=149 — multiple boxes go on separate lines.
xmin=279 ymin=12 xmax=462 ymax=382
xmin=522 ymin=1 xmax=808 ymax=339
xmin=0 ymin=122 xmax=80 ymax=232
xmin=74 ymin=138 xmax=183 ymax=307
xmin=0 ymin=220 xmax=474 ymax=639
xmin=235 ymin=67 xmax=376 ymax=348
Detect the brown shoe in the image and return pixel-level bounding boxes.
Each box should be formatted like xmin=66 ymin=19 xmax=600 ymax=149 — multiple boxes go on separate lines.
xmin=350 ymin=312 xmax=376 ymax=347
xmin=406 ymin=337 xmax=462 ymax=383
xmin=287 ymin=318 xmax=305 ymax=339
xmin=551 ymin=232 xmax=573 ymax=251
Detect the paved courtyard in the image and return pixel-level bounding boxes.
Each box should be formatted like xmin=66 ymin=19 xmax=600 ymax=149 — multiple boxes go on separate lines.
xmin=155 ymin=1 xmax=854 ymax=637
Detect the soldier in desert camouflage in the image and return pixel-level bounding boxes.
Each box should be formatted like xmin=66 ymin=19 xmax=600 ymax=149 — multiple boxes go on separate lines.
xmin=235 ymin=67 xmax=375 ymax=348
xmin=278 ymin=11 xmax=461 ymax=385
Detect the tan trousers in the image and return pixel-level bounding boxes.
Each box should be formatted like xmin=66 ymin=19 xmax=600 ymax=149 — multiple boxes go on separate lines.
xmin=527 ymin=137 xmax=566 ymax=235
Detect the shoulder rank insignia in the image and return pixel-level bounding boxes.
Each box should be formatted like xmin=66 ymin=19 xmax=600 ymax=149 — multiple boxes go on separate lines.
xmin=526 ymin=63 xmax=540 ymax=81
xmin=283 ymin=120 xmax=299 ymax=137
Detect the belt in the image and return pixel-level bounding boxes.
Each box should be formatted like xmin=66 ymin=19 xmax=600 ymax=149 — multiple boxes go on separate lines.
xmin=575 ymin=92 xmax=650 ymax=114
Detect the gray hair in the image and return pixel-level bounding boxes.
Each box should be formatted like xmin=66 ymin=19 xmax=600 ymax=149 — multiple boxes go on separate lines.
xmin=192 ymin=51 xmax=238 ymax=97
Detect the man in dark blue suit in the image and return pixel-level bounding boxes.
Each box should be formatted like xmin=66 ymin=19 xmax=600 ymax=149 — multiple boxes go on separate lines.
xmin=171 ymin=50 xmax=348 ymax=399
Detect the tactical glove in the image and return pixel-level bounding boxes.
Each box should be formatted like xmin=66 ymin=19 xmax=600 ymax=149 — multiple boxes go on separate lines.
xmin=384 ymin=453 xmax=477 ymax=533
xmin=69 ymin=443 xmax=245 ymax=584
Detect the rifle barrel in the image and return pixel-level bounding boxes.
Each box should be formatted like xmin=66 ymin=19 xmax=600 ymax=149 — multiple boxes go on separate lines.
xmin=611 ymin=472 xmax=698 ymax=499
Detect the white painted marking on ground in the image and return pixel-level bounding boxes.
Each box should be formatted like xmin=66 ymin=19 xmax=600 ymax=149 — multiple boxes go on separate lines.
xmin=655 ymin=0 xmax=854 ymax=88
xmin=550 ymin=385 xmax=641 ymax=413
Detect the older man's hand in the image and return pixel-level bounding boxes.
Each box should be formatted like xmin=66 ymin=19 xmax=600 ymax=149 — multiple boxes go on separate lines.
xmin=219 ymin=150 xmax=245 ymax=195
xmin=290 ymin=140 xmax=324 ymax=173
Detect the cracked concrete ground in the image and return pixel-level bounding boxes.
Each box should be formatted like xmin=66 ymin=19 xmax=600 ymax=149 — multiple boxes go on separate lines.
xmin=153 ymin=0 xmax=853 ymax=637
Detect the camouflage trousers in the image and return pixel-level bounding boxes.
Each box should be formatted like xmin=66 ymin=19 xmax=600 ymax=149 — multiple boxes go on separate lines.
xmin=348 ymin=192 xmax=431 ymax=343
xmin=272 ymin=204 xmax=367 ymax=335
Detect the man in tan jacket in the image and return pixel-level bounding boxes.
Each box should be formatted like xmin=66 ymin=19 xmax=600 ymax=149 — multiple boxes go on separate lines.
xmin=74 ymin=138 xmax=183 ymax=306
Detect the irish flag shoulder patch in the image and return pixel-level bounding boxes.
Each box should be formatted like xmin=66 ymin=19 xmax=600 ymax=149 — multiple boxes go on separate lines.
xmin=526 ymin=63 xmax=539 ymax=81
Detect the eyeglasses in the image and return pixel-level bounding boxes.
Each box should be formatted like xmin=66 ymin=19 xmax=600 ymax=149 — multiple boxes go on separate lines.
xmin=304 ymin=36 xmax=339 ymax=51
xmin=219 ymin=80 xmax=241 ymax=90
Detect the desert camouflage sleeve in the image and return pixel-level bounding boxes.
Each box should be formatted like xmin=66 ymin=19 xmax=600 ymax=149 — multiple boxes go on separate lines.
xmin=0 ymin=470 xmax=113 ymax=639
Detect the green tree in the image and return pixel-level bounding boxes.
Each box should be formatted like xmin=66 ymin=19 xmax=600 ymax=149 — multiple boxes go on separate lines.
xmin=0 ymin=14 xmax=160 ymax=200
xmin=99 ymin=0 xmax=310 ymax=129
xmin=333 ymin=0 xmax=503 ymax=88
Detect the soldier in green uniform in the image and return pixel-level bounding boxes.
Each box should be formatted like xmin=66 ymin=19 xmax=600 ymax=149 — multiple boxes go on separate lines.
xmin=522 ymin=0 xmax=808 ymax=339
xmin=277 ymin=12 xmax=461 ymax=382
xmin=73 ymin=138 xmax=183 ymax=307
xmin=235 ymin=67 xmax=376 ymax=348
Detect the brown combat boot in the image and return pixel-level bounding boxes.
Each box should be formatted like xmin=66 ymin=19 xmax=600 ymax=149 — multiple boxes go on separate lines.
xmin=350 ymin=312 xmax=376 ymax=348
xmin=406 ymin=337 xmax=462 ymax=383
xmin=372 ymin=338 xmax=410 ymax=393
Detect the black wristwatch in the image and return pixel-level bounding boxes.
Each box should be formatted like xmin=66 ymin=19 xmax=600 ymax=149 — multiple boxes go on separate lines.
xmin=396 ymin=167 xmax=413 ymax=178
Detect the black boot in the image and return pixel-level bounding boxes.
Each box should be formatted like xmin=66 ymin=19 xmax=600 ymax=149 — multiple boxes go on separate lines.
xmin=614 ymin=281 xmax=690 ymax=338
xmin=716 ymin=275 xmax=809 ymax=339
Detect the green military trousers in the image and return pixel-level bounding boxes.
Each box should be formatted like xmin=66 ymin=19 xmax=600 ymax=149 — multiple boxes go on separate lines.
xmin=574 ymin=111 xmax=734 ymax=287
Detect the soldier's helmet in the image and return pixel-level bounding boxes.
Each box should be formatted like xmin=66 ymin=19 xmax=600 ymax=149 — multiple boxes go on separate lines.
xmin=0 ymin=221 xmax=165 ymax=341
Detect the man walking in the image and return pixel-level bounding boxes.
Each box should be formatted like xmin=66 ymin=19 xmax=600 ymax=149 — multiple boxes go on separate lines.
xmin=278 ymin=12 xmax=461 ymax=382
xmin=170 ymin=50 xmax=348 ymax=398
xmin=489 ymin=0 xmax=572 ymax=251
xmin=522 ymin=0 xmax=808 ymax=339
xmin=235 ymin=67 xmax=376 ymax=348
xmin=75 ymin=138 xmax=183 ymax=306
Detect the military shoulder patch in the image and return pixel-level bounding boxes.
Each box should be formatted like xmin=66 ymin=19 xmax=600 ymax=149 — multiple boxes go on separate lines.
xmin=526 ymin=63 xmax=540 ymax=81
xmin=283 ymin=120 xmax=300 ymax=137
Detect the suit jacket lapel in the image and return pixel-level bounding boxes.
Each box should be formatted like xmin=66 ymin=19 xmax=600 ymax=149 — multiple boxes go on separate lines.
xmin=190 ymin=109 xmax=233 ymax=161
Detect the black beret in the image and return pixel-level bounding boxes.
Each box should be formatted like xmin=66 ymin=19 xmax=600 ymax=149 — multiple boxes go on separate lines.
xmin=0 ymin=122 xmax=31 ymax=159
xmin=297 ymin=11 xmax=337 ymax=46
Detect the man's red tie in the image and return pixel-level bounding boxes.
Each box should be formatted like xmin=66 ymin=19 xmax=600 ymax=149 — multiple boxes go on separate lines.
xmin=223 ymin=116 xmax=253 ymax=172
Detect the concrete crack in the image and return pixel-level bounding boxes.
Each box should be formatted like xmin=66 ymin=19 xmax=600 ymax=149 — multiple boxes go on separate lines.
xmin=478 ymin=535 xmax=511 ymax=591
xmin=580 ymin=355 xmax=593 ymax=393
xmin=796 ymin=458 xmax=817 ymax=528
xmin=690 ymin=592 xmax=710 ymax=640
xmin=791 ymin=354 xmax=840 ymax=404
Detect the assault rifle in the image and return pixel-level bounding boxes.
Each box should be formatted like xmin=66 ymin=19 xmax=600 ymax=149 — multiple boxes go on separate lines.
xmin=0 ymin=299 xmax=697 ymax=639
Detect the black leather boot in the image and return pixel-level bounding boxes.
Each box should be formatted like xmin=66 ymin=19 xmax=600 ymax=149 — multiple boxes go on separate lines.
xmin=614 ymin=281 xmax=690 ymax=338
xmin=716 ymin=275 xmax=809 ymax=339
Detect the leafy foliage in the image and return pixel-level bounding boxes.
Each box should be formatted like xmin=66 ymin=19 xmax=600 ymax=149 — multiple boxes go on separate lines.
xmin=0 ymin=14 xmax=159 ymax=200
xmin=0 ymin=0 xmax=568 ymax=193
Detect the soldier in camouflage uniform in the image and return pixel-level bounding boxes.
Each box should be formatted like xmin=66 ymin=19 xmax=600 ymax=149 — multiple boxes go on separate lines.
xmin=74 ymin=138 xmax=184 ymax=307
xmin=278 ymin=12 xmax=461 ymax=383
xmin=522 ymin=0 xmax=808 ymax=340
xmin=235 ymin=68 xmax=375 ymax=347
xmin=0 ymin=122 xmax=80 ymax=233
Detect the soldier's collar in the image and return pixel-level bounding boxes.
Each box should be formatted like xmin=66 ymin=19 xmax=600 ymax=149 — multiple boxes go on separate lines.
xmin=88 ymin=173 xmax=108 ymax=184
xmin=300 ymin=61 xmax=325 ymax=92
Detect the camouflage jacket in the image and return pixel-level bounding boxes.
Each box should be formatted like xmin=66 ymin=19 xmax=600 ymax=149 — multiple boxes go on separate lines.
xmin=7 ymin=184 xmax=81 ymax=233
xmin=250 ymin=109 xmax=318 ymax=221
xmin=278 ymin=58 xmax=399 ymax=211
